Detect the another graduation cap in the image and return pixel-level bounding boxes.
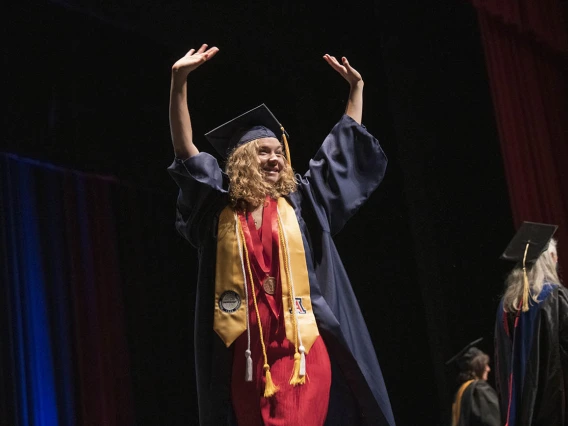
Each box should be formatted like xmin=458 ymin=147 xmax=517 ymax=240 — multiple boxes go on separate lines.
xmin=204 ymin=104 xmax=291 ymax=166
xmin=501 ymin=221 xmax=557 ymax=264
xmin=445 ymin=337 xmax=484 ymax=369
xmin=501 ymin=221 xmax=557 ymax=312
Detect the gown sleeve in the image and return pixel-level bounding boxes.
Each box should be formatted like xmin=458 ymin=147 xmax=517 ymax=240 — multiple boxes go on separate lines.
xmin=167 ymin=153 xmax=229 ymax=248
xmin=559 ymin=286 xmax=568 ymax=353
xmin=558 ymin=286 xmax=568 ymax=400
xmin=300 ymin=114 xmax=387 ymax=235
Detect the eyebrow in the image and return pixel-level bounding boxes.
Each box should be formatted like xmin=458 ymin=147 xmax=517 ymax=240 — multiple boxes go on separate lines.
xmin=258 ymin=145 xmax=283 ymax=151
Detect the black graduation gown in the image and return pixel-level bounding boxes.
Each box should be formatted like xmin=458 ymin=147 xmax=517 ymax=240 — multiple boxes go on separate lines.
xmin=453 ymin=380 xmax=500 ymax=426
xmin=168 ymin=115 xmax=396 ymax=426
xmin=494 ymin=283 xmax=568 ymax=426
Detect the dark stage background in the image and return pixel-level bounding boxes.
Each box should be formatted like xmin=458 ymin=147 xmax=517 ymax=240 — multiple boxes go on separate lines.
xmin=3 ymin=1 xmax=566 ymax=425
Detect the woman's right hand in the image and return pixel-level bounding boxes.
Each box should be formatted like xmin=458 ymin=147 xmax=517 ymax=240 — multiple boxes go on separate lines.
xmin=172 ymin=44 xmax=219 ymax=78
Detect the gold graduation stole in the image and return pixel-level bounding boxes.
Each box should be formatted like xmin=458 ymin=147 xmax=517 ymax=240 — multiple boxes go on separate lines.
xmin=213 ymin=197 xmax=319 ymax=353
xmin=451 ymin=380 xmax=474 ymax=426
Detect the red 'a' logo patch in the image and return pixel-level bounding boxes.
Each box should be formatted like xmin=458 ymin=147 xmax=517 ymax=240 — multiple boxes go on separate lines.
xmin=295 ymin=297 xmax=307 ymax=314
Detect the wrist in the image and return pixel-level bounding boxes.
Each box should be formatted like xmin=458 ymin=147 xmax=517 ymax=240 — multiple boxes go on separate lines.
xmin=171 ymin=65 xmax=190 ymax=80
xmin=171 ymin=69 xmax=190 ymax=90
xmin=350 ymin=79 xmax=364 ymax=89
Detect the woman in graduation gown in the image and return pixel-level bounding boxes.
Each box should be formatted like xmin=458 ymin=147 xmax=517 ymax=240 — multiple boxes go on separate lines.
xmin=494 ymin=222 xmax=568 ymax=426
xmin=167 ymin=44 xmax=396 ymax=426
xmin=448 ymin=340 xmax=500 ymax=426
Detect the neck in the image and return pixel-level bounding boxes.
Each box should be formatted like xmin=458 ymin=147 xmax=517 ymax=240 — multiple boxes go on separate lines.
xmin=244 ymin=199 xmax=264 ymax=212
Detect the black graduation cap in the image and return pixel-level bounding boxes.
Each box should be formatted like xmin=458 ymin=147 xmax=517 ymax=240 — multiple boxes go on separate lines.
xmin=500 ymin=221 xmax=557 ymax=264
xmin=204 ymin=104 xmax=290 ymax=160
xmin=445 ymin=337 xmax=484 ymax=369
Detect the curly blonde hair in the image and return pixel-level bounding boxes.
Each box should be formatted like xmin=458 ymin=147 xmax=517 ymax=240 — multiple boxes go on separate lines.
xmin=226 ymin=139 xmax=297 ymax=209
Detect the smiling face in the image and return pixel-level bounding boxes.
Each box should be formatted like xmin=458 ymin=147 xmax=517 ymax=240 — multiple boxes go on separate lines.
xmin=225 ymin=136 xmax=297 ymax=209
xmin=256 ymin=137 xmax=285 ymax=184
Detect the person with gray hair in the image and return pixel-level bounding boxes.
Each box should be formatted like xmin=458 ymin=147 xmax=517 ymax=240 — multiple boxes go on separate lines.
xmin=494 ymin=222 xmax=568 ymax=426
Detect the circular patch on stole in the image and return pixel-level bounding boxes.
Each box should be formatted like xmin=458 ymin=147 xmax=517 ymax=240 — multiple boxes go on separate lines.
xmin=219 ymin=291 xmax=241 ymax=313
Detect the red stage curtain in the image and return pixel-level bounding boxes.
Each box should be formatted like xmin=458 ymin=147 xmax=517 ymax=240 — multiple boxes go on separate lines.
xmin=471 ymin=0 xmax=568 ymax=52
xmin=470 ymin=0 xmax=568 ymax=278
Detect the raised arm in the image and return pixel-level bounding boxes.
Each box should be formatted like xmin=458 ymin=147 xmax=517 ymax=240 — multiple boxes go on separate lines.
xmin=169 ymin=44 xmax=219 ymax=159
xmin=323 ymin=54 xmax=364 ymax=124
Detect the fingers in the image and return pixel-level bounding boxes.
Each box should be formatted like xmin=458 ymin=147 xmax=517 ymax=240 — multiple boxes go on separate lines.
xmin=342 ymin=56 xmax=355 ymax=72
xmin=342 ymin=57 xmax=362 ymax=80
xmin=205 ymin=46 xmax=219 ymax=59
xmin=324 ymin=54 xmax=352 ymax=67
xmin=323 ymin=53 xmax=362 ymax=84
xmin=323 ymin=54 xmax=340 ymax=66
xmin=186 ymin=44 xmax=219 ymax=60
xmin=323 ymin=54 xmax=345 ymax=73
xmin=185 ymin=44 xmax=211 ymax=56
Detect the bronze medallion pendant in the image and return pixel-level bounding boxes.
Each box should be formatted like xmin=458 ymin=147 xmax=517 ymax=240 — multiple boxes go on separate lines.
xmin=262 ymin=276 xmax=276 ymax=295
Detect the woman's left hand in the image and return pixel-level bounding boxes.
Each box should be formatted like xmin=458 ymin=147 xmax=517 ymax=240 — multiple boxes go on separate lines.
xmin=323 ymin=54 xmax=363 ymax=86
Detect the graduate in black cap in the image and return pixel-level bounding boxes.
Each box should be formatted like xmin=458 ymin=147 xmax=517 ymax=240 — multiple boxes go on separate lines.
xmin=167 ymin=44 xmax=394 ymax=426
xmin=494 ymin=222 xmax=568 ymax=426
xmin=446 ymin=338 xmax=500 ymax=426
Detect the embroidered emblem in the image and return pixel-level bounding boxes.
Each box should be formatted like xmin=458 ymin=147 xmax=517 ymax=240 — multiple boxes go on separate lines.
xmin=295 ymin=297 xmax=307 ymax=314
xmin=219 ymin=291 xmax=241 ymax=313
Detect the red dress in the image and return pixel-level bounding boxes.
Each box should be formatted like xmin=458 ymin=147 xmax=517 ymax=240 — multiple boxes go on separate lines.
xmin=231 ymin=199 xmax=331 ymax=426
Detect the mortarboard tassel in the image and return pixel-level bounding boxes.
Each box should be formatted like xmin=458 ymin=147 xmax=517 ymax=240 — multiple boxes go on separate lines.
xmin=280 ymin=126 xmax=292 ymax=170
xmin=521 ymin=242 xmax=530 ymax=312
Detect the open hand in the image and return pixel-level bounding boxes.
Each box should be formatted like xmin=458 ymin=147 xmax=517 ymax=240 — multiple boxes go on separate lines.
xmin=172 ymin=44 xmax=219 ymax=77
xmin=323 ymin=54 xmax=363 ymax=86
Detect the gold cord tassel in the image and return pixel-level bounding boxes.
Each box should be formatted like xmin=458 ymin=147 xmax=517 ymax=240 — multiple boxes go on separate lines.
xmin=289 ymin=352 xmax=303 ymax=385
xmin=521 ymin=242 xmax=530 ymax=312
xmin=238 ymin=219 xmax=279 ymax=397
xmin=263 ymin=363 xmax=278 ymax=397
xmin=280 ymin=126 xmax=292 ymax=169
